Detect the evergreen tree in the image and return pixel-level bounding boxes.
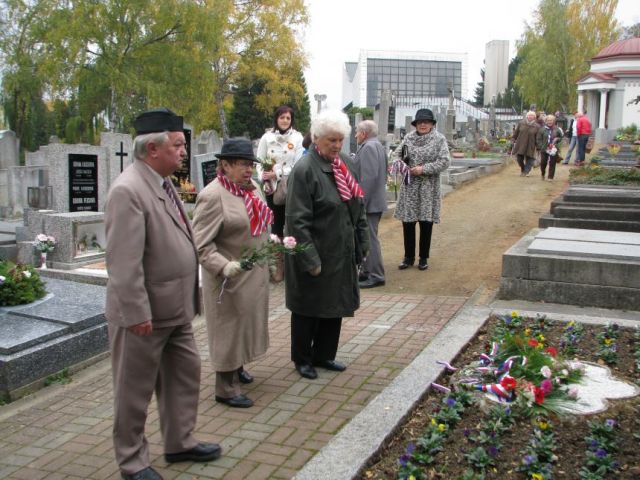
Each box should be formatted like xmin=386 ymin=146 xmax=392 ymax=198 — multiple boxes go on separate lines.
xmin=473 ymin=68 xmax=485 ymax=107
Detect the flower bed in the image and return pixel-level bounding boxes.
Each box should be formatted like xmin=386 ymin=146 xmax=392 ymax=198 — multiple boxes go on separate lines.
xmin=359 ymin=314 xmax=640 ymax=480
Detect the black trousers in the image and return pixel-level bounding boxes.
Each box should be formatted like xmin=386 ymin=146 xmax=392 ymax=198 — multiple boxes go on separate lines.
xmin=265 ymin=194 xmax=286 ymax=238
xmin=291 ymin=313 xmax=342 ymax=366
xmin=402 ymin=221 xmax=433 ymax=260
xmin=540 ymin=152 xmax=556 ymax=179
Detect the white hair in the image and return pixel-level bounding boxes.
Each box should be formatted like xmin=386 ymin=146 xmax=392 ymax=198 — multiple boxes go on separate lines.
xmin=133 ymin=132 xmax=169 ymax=161
xmin=311 ymin=110 xmax=351 ymax=140
xmin=357 ymin=120 xmax=378 ymax=138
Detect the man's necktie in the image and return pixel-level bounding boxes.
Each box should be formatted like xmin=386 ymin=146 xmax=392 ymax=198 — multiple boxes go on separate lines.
xmin=163 ymin=179 xmax=186 ymax=225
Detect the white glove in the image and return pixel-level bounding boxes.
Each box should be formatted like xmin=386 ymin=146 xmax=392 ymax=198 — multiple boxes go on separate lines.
xmin=223 ymin=261 xmax=243 ymax=278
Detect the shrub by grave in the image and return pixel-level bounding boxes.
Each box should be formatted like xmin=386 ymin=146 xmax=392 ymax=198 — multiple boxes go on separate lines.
xmin=0 ymin=261 xmax=46 ymax=306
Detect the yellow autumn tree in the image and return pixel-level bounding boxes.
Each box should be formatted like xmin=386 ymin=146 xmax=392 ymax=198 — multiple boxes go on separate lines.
xmin=514 ymin=0 xmax=620 ymax=113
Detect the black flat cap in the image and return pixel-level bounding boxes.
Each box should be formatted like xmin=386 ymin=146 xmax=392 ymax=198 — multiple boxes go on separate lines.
xmin=215 ymin=138 xmax=259 ymax=163
xmin=134 ymin=108 xmax=184 ymax=135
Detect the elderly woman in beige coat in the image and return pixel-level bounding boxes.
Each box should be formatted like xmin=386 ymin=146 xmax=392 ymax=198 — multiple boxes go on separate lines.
xmin=192 ymin=138 xmax=273 ymax=408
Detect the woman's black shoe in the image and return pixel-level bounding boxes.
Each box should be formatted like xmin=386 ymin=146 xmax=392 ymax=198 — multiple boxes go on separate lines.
xmin=418 ymin=259 xmax=428 ymax=270
xmin=398 ymin=258 xmax=414 ymax=270
xmin=237 ymin=367 xmax=253 ymax=384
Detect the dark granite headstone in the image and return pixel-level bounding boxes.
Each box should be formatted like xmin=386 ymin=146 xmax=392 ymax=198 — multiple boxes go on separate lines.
xmin=201 ymin=160 xmax=218 ymax=187
xmin=68 ymin=154 xmax=99 ymax=212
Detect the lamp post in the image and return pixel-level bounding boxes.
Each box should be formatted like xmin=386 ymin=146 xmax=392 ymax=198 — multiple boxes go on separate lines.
xmin=314 ymin=94 xmax=326 ymax=114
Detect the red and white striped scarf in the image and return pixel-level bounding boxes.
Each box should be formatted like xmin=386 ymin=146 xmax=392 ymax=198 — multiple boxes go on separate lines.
xmin=217 ymin=173 xmax=273 ymax=236
xmin=327 ymin=153 xmax=364 ymax=202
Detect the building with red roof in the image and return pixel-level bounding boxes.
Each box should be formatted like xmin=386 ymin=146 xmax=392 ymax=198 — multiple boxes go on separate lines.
xmin=576 ymin=37 xmax=640 ymax=143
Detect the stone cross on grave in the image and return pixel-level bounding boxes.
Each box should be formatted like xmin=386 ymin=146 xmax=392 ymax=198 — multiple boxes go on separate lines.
xmin=116 ymin=141 xmax=128 ymax=172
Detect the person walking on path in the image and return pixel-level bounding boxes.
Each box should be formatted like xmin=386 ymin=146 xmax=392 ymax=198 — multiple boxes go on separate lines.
xmin=576 ymin=112 xmax=592 ymax=166
xmin=191 ymin=138 xmax=273 ymax=409
xmin=512 ymin=111 xmax=540 ymax=176
xmin=354 ymin=120 xmax=388 ymax=289
xmin=285 ymin=110 xmax=369 ymax=380
xmin=105 ymin=108 xmax=221 ymax=480
xmin=391 ymin=108 xmax=450 ymax=271
xmin=562 ymin=112 xmax=579 ymax=164
xmin=537 ymin=114 xmax=563 ymax=181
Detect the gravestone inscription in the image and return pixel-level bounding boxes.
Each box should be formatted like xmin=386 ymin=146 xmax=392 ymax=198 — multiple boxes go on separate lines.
xmin=69 ymin=154 xmax=98 ymax=212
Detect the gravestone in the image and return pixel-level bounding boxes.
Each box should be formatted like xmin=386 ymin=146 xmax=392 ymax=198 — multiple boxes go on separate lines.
xmin=16 ymin=209 xmax=105 ymax=269
xmin=68 ymin=154 xmax=99 ymax=212
xmin=45 ymin=144 xmax=108 ymax=213
xmin=466 ymin=115 xmax=478 ymax=144
xmin=499 ymin=227 xmax=640 ymax=310
xmin=0 ymin=277 xmax=108 ymax=399
xmin=445 ymin=83 xmax=456 ymax=143
xmin=0 ymin=131 xmax=20 ymax=218
xmin=196 ymin=130 xmax=222 ymax=155
xmin=0 ymin=130 xmax=19 ymax=170
xmin=539 ymin=185 xmax=640 ymax=232
xmin=101 ymin=132 xmax=133 ymax=188
xmin=194 ymin=152 xmax=218 ymax=191
xmin=172 ymin=125 xmax=193 ymax=188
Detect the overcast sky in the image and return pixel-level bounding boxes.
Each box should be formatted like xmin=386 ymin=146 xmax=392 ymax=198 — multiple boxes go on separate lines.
xmin=302 ymin=0 xmax=639 ymax=111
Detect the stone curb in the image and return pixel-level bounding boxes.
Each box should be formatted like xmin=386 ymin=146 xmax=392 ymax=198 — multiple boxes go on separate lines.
xmin=293 ymin=296 xmax=490 ymax=480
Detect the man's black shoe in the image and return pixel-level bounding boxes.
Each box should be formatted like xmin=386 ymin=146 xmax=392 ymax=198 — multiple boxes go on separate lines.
xmin=398 ymin=258 xmax=414 ymax=270
xmin=358 ymin=272 xmax=369 ymax=281
xmin=215 ymin=394 xmax=253 ymax=408
xmin=418 ymin=259 xmax=428 ymax=271
xmin=315 ymin=360 xmax=347 ymax=372
xmin=165 ymin=442 xmax=222 ymax=464
xmin=295 ymin=363 xmax=318 ymax=379
xmin=122 ymin=467 xmax=163 ymax=480
xmin=237 ymin=367 xmax=253 ymax=384
xmin=359 ymin=278 xmax=385 ymax=289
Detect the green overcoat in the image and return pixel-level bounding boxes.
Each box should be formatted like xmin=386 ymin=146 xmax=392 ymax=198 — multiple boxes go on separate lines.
xmin=284 ymin=148 xmax=369 ymax=318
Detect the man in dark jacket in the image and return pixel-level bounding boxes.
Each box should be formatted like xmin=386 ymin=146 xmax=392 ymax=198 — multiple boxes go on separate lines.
xmin=354 ymin=120 xmax=388 ymax=288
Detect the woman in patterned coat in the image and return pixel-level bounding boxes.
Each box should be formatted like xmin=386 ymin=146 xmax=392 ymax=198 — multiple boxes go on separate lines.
xmin=392 ymin=108 xmax=450 ymax=271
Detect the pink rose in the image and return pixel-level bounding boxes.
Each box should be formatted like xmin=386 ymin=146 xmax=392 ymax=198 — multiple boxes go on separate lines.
xmin=283 ymin=236 xmax=297 ymax=249
xmin=540 ymin=379 xmax=553 ymax=394
xmin=270 ymin=234 xmax=281 ymax=244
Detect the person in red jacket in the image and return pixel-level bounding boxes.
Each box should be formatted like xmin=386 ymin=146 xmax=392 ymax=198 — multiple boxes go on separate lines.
xmin=576 ymin=112 xmax=592 ymax=166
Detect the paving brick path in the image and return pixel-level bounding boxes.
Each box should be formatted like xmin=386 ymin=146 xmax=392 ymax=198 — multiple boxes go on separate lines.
xmin=0 ymin=286 xmax=465 ymax=479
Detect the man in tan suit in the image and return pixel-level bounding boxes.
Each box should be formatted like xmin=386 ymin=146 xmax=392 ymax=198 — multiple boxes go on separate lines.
xmin=105 ymin=108 xmax=221 ymax=480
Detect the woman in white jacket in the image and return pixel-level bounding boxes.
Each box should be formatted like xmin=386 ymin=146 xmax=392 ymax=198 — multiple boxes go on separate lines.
xmin=256 ymin=105 xmax=304 ymax=238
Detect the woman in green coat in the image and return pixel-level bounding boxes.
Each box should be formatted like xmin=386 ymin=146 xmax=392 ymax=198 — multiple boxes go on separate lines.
xmin=284 ymin=110 xmax=369 ymax=380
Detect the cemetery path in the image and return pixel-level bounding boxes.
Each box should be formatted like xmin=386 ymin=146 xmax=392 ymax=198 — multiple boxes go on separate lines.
xmin=375 ymin=156 xmax=571 ymax=300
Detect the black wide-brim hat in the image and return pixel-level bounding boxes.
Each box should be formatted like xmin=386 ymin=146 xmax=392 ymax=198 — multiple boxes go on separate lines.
xmin=411 ymin=108 xmax=437 ymax=126
xmin=215 ymin=138 xmax=259 ymax=163
xmin=134 ymin=107 xmax=184 ymax=135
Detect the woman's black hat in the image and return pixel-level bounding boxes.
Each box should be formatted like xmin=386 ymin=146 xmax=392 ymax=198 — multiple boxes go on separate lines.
xmin=134 ymin=107 xmax=184 ymax=135
xmin=411 ymin=108 xmax=437 ymax=126
xmin=215 ymin=138 xmax=259 ymax=163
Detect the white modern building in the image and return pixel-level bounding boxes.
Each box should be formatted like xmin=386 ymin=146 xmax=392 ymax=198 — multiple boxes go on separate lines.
xmin=342 ymin=49 xmax=468 ymax=109
xmin=576 ymin=37 xmax=640 ymax=143
xmin=483 ymin=40 xmax=509 ymax=107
